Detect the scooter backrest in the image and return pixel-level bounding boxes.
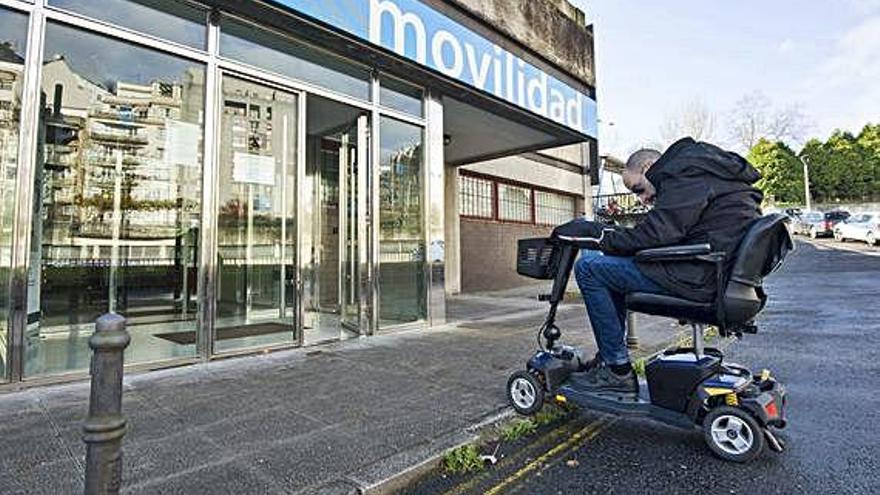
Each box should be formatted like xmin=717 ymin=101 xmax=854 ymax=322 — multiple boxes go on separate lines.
xmin=728 ymin=213 xmax=793 ymax=287
xmin=722 ymin=213 xmax=794 ymax=326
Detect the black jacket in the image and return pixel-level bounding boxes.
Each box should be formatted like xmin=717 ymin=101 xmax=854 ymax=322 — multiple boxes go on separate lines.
xmin=599 ymin=137 xmax=763 ymax=302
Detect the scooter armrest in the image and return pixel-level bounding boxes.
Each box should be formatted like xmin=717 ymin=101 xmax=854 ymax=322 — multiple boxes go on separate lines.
xmin=634 ymin=244 xmax=712 ymax=262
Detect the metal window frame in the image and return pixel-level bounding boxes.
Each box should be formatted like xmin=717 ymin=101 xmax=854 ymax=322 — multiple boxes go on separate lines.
xmin=5 ymin=0 xmax=44 ymax=383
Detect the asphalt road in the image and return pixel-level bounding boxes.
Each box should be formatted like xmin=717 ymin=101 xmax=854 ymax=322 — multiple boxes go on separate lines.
xmin=414 ymin=239 xmax=880 ymax=495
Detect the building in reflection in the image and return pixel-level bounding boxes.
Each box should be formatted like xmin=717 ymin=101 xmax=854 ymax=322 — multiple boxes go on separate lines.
xmin=0 ymin=41 xmax=25 ymax=253
xmin=33 ymin=55 xmax=204 ymax=355
xmin=40 ymin=56 xmax=202 ymax=250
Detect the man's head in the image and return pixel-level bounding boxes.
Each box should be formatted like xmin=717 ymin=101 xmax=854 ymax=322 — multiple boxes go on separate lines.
xmin=622 ymin=148 xmax=662 ymax=204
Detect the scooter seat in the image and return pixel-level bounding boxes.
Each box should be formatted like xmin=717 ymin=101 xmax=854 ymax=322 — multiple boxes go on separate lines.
xmin=626 ymin=292 xmax=717 ymax=325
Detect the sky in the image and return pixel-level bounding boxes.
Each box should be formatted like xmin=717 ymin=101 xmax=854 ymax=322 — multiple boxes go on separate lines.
xmin=571 ymin=0 xmax=880 ymax=157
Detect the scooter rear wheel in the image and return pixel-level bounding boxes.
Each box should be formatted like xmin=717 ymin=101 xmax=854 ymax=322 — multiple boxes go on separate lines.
xmin=703 ymin=406 xmax=765 ymax=463
xmin=507 ymin=370 xmax=544 ymax=415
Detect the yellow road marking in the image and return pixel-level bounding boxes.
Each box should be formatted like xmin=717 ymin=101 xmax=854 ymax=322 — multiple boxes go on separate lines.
xmin=438 ymin=419 xmax=586 ymax=495
xmin=482 ymin=418 xmax=617 ymax=495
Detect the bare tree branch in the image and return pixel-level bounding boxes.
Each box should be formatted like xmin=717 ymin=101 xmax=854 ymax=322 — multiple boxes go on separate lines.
xmin=659 ymin=97 xmax=716 ymax=144
xmin=727 ymin=92 xmax=812 ymax=152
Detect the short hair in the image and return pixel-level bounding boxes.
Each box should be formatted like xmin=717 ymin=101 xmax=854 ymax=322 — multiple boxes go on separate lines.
xmin=625 ymin=148 xmax=662 ymax=173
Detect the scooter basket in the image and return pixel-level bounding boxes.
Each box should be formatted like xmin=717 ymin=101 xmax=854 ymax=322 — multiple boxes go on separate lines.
xmin=517 ymin=237 xmax=559 ymax=280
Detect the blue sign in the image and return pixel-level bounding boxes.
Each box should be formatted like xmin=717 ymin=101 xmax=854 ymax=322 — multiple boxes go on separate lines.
xmin=272 ymin=0 xmax=597 ymax=138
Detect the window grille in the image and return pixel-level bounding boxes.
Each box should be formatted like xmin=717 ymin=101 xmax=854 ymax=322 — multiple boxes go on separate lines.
xmin=498 ymin=183 xmax=532 ymax=222
xmin=459 ymin=174 xmax=494 ymax=218
xmin=536 ymin=190 xmax=575 ymax=225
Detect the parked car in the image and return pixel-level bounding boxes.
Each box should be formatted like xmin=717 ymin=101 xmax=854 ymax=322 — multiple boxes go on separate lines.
xmin=834 ymin=212 xmax=880 ymax=246
xmin=784 ymin=207 xmax=803 ymax=219
xmin=792 ymin=210 xmax=850 ymax=238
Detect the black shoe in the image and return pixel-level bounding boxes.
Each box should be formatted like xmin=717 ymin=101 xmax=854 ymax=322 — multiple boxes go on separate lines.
xmin=577 ymin=352 xmax=603 ymax=373
xmin=578 ymin=365 xmax=638 ymax=396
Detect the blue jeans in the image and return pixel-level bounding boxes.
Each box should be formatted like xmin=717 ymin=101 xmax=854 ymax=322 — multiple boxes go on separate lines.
xmin=574 ymin=250 xmax=669 ymax=365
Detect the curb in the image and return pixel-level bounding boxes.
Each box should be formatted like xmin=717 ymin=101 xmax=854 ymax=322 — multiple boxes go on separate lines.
xmin=350 ymin=329 xmax=706 ymax=495
xmin=347 ymin=409 xmax=514 ymax=495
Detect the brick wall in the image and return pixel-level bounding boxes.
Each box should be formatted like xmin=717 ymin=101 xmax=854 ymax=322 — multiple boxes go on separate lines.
xmin=460 ymin=218 xmax=554 ymax=292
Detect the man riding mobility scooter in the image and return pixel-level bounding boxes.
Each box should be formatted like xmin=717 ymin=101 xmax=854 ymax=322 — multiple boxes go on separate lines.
xmin=506 ymin=214 xmax=793 ymax=462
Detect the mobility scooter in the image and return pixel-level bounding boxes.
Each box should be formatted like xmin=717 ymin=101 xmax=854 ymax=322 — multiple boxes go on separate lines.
xmin=506 ymin=214 xmax=793 ymax=462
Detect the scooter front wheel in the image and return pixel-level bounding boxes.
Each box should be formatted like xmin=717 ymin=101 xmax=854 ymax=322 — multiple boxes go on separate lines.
xmin=507 ymin=370 xmax=545 ymax=415
xmin=703 ymin=406 xmax=765 ymax=463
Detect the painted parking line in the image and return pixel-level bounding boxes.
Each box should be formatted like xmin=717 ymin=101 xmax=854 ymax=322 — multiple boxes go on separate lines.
xmin=481 ymin=417 xmax=618 ymax=495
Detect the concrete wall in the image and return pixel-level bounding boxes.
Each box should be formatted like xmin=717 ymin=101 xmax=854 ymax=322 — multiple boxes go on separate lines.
xmin=447 ymin=0 xmax=595 ymax=87
xmin=462 ymin=155 xmax=584 ymax=195
xmin=537 ymin=143 xmax=584 ymax=166
xmin=460 ymin=219 xmax=552 ymax=292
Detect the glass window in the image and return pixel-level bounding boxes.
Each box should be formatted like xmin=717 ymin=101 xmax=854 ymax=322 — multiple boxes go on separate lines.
xmin=0 ymin=7 xmax=29 ymax=380
xmin=498 ymin=183 xmax=532 ymax=222
xmin=380 ymin=76 xmax=423 ymax=117
xmin=379 ymin=117 xmax=425 ymax=326
xmin=27 ymin=22 xmax=206 ymax=376
xmin=536 ymin=190 xmax=575 ymax=225
xmin=220 ymin=17 xmax=371 ymax=102
xmin=459 ymin=174 xmax=493 ymax=218
xmin=215 ymin=75 xmax=298 ymax=353
xmin=48 ymin=0 xmax=207 ymax=49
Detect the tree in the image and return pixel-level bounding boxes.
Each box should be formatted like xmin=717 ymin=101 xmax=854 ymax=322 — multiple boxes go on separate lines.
xmin=747 ymin=139 xmax=804 ymax=204
xmin=799 ymin=138 xmax=835 ymax=203
xmin=659 ymin=97 xmax=716 ymax=144
xmin=798 ymin=124 xmax=879 ymax=203
xmin=856 ymin=123 xmax=880 ymax=199
xmin=824 ymin=131 xmax=868 ymax=200
xmin=727 ymin=92 xmax=810 ymax=152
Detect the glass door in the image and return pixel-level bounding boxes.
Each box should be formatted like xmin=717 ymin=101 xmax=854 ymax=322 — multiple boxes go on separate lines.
xmin=215 ymin=74 xmax=298 ymax=353
xmin=302 ymin=96 xmax=368 ymax=344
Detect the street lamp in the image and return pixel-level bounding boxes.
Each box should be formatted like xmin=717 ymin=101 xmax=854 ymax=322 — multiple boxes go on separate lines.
xmin=800 ymin=155 xmax=812 ymax=211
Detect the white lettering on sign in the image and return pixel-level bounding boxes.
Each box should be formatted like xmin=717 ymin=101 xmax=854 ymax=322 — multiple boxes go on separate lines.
xmin=368 ymin=0 xmax=588 ymax=134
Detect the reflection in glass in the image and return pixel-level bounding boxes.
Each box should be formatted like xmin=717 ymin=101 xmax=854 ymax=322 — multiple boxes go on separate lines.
xmin=220 ymin=17 xmax=371 ymax=102
xmin=27 ymin=23 xmax=205 ymax=376
xmin=0 ymin=7 xmax=28 ymax=380
xmin=215 ymin=76 xmax=298 ymax=353
xmin=380 ymin=76 xmax=423 ymax=117
xmin=303 ymin=96 xmax=368 ymax=344
xmin=379 ymin=117 xmax=426 ymax=327
xmin=48 ymin=0 xmax=207 ymax=49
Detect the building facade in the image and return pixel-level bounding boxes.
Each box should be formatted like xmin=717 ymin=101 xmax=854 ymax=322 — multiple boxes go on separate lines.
xmin=0 ymin=0 xmax=597 ymax=385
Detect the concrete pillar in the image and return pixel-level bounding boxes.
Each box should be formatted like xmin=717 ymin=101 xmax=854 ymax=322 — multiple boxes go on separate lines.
xmin=444 ymin=165 xmax=461 ymax=295
xmin=582 ymin=141 xmax=594 ymax=219
xmin=426 ymin=91 xmax=447 ymax=325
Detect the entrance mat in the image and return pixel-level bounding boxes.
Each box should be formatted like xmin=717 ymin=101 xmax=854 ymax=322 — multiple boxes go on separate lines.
xmin=155 ymin=322 xmax=292 ymax=345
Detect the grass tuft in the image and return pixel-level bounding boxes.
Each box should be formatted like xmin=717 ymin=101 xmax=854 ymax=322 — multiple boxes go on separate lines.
xmin=632 ymin=358 xmax=647 ymax=377
xmin=500 ymin=419 xmax=537 ymax=441
xmin=443 ymin=444 xmax=485 ymax=474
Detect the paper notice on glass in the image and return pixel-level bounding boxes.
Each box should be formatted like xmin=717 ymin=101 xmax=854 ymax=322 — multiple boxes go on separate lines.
xmin=164 ymin=119 xmax=201 ymax=167
xmin=233 ymin=152 xmax=276 ymax=186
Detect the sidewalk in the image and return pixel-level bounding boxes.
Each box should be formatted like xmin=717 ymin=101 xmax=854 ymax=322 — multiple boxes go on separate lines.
xmin=0 ymin=291 xmax=681 ymax=495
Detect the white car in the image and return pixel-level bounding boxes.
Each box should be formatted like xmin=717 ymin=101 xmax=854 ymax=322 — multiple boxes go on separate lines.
xmin=834 ymin=212 xmax=880 ymax=246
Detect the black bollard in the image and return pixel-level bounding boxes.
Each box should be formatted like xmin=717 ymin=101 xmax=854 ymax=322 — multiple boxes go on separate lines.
xmin=83 ymin=313 xmax=130 ymax=495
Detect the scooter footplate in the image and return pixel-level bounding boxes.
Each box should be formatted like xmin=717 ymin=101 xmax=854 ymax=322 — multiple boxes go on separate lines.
xmin=558 ymin=376 xmax=652 ymax=415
